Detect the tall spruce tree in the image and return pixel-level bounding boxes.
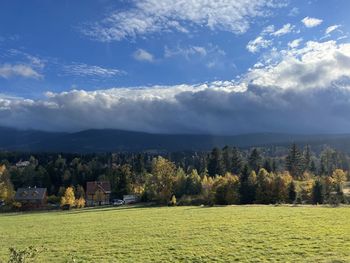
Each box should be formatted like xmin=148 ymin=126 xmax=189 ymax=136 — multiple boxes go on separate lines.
xmin=263 ymin=158 xmax=273 ymax=172
xmin=312 ymin=179 xmax=325 ymax=204
xmin=285 ymin=143 xmax=304 ymax=178
xmin=222 ymin=146 xmax=233 ymax=174
xmin=310 ymin=160 xmax=317 ymax=173
xmin=288 ymin=181 xmax=297 ymax=203
xmin=207 ymin=147 xmax=225 ymax=177
xmin=231 ymin=147 xmax=243 ymax=175
xmin=248 ymin=148 xmax=262 ymax=173
xmin=303 ymin=145 xmax=312 ymax=172
xmin=239 ymin=164 xmax=256 ymax=204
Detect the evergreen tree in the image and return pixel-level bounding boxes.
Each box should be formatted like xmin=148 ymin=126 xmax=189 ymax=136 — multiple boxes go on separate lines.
xmin=287 ymin=181 xmax=297 ymax=203
xmin=248 ymin=148 xmax=262 ymax=173
xmin=285 ymin=143 xmax=304 ymax=178
xmin=303 ymin=145 xmax=312 ymax=171
xmin=272 ymin=159 xmax=278 ymax=172
xmin=134 ymin=153 xmax=146 ymax=184
xmin=312 ymin=179 xmax=325 ymax=204
xmin=116 ymin=164 xmax=132 ymax=198
xmin=310 ymin=160 xmax=317 ymax=173
xmin=320 ymin=148 xmax=339 ymax=176
xmin=207 ymin=147 xmax=224 ymax=177
xmin=239 ymin=165 xmax=256 ymax=204
xmin=239 ymin=164 xmax=250 ymax=204
xmin=231 ymin=147 xmax=243 ymax=175
xmin=263 ymin=159 xmax=272 ymax=173
xmin=222 ymin=146 xmax=233 ymax=174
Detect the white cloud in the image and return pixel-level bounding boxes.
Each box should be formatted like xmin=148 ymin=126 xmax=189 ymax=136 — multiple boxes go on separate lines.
xmin=0 ymin=50 xmax=45 ymax=79
xmin=133 ymin=49 xmax=154 ymax=62
xmin=81 ymin=0 xmax=285 ymax=42
xmin=271 ymin=23 xmax=294 ymax=37
xmin=3 ymin=40 xmax=350 ymax=134
xmin=325 ymin=25 xmax=340 ymax=35
xmin=246 ymin=36 xmax=272 ymax=53
xmin=301 ymin=16 xmax=323 ymax=28
xmin=288 ymin=38 xmax=303 ymax=49
xmin=63 ymin=63 xmax=124 ymax=77
xmin=244 ymin=40 xmax=350 ymax=90
xmin=248 ymin=23 xmax=295 ymax=54
xmin=0 ymin=64 xmax=42 ymax=79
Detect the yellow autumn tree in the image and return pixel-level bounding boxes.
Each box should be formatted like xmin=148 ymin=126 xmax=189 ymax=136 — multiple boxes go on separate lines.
xmin=75 ymin=197 xmax=86 ymax=208
xmin=170 ymin=195 xmax=177 ymax=206
xmin=150 ymin=156 xmax=176 ymax=204
xmin=0 ymin=165 xmax=14 ymax=205
xmin=60 ymin=187 xmax=76 ymax=208
xmin=331 ymin=169 xmax=347 ymax=185
xmin=201 ymin=175 xmax=214 ymax=204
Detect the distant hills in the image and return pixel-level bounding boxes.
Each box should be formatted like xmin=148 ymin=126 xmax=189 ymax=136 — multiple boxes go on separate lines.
xmin=1 ymin=127 xmax=350 ymax=153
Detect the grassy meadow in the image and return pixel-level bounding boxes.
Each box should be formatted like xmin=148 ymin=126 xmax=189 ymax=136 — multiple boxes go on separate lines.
xmin=0 ymin=205 xmax=350 ymax=262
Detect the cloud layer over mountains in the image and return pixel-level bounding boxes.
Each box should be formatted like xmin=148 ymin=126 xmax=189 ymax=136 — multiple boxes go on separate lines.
xmin=1 ymin=40 xmax=350 ymax=134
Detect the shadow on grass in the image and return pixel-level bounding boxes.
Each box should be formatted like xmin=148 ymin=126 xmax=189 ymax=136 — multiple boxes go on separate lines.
xmin=1 ymin=204 xmax=344 ymax=217
xmin=0 ymin=203 xmax=155 ymax=217
xmin=0 ymin=202 xmax=198 ymax=217
xmin=64 ymin=204 xmax=153 ymax=215
xmin=57 ymin=202 xmax=179 ymax=216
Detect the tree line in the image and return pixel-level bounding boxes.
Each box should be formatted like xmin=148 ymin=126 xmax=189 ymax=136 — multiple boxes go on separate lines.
xmin=0 ymin=144 xmax=349 ymax=208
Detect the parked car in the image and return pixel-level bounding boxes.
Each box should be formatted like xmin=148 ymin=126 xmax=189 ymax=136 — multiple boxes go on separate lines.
xmin=112 ymin=199 xmax=125 ymax=206
xmin=0 ymin=200 xmax=5 ymax=207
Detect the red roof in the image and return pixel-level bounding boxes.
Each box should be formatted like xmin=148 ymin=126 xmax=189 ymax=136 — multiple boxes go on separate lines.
xmin=86 ymin=181 xmax=111 ymax=195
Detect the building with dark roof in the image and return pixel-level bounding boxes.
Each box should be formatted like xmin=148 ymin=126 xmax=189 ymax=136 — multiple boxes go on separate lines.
xmin=15 ymin=187 xmax=47 ymax=209
xmin=86 ymin=181 xmax=111 ymax=206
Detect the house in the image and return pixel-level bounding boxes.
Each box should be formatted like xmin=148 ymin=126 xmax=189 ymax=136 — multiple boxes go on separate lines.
xmin=15 ymin=187 xmax=47 ymax=209
xmin=86 ymin=181 xmax=111 ymax=206
xmin=16 ymin=160 xmax=30 ymax=168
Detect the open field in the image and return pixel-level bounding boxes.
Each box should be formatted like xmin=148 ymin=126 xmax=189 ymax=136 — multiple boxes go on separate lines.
xmin=1 ymin=206 xmax=350 ymax=262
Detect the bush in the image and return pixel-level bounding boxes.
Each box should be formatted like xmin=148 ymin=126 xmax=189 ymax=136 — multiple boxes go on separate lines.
xmin=12 ymin=202 xmax=22 ymax=210
xmin=47 ymin=195 xmax=60 ymax=204
xmin=169 ymin=195 xmax=177 ymax=206
xmin=7 ymin=246 xmax=39 ymax=263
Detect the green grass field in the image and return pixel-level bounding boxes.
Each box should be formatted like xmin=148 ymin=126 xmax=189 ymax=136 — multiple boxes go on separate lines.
xmin=1 ymin=205 xmax=350 ymax=262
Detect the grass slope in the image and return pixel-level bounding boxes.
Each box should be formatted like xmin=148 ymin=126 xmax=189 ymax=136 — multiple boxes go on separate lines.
xmin=0 ymin=206 xmax=350 ymax=262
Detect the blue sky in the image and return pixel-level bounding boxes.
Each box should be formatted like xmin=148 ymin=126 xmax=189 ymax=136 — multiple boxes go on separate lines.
xmin=1 ymin=0 xmax=350 ymax=134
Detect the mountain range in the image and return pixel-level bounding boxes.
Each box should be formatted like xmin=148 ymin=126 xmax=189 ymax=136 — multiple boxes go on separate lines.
xmin=1 ymin=127 xmax=350 ymax=153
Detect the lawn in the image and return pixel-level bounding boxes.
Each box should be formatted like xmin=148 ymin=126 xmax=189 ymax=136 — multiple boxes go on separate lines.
xmin=0 ymin=205 xmax=350 ymax=262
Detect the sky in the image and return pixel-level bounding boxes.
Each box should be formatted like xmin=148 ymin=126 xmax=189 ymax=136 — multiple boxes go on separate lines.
xmin=1 ymin=0 xmax=350 ymax=134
